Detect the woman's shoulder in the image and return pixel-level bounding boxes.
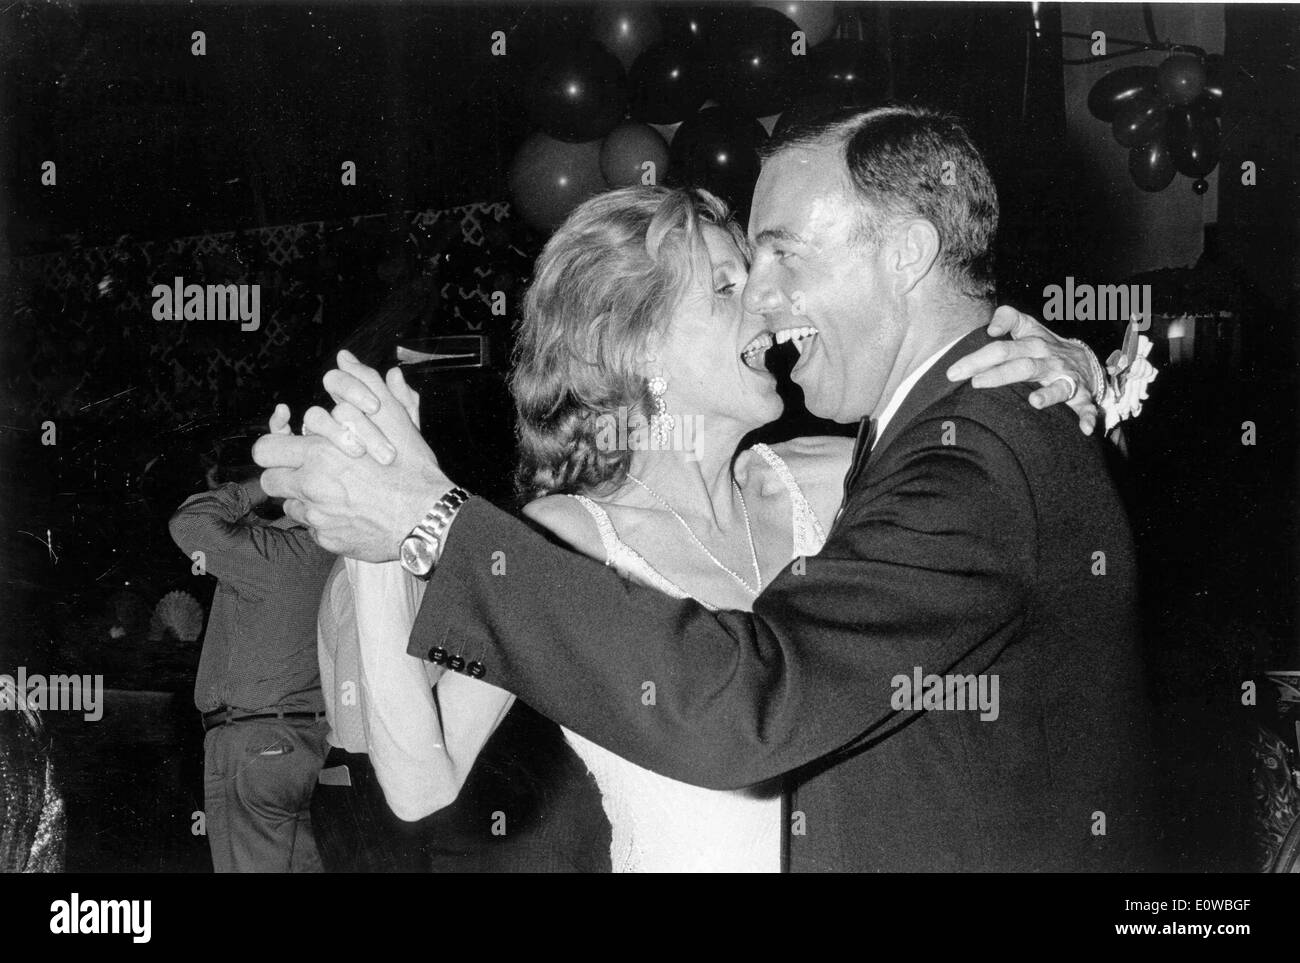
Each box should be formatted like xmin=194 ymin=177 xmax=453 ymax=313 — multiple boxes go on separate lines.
xmin=521 ymin=493 xmax=609 ymax=562
xmin=748 ymin=436 xmax=856 ymax=526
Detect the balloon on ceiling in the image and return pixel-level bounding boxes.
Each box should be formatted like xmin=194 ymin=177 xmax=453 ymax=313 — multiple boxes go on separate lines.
xmin=712 ymin=6 xmax=805 ymax=118
xmin=629 ymin=42 xmax=708 ymax=124
xmin=508 ymin=133 xmax=608 ymax=231
xmin=599 ymin=121 xmax=671 ymax=188
xmin=668 ymin=105 xmax=768 ymax=218
xmin=525 ymin=40 xmax=629 ymax=142
xmin=1088 ymin=52 xmax=1226 ymax=193
xmin=508 ymin=0 xmax=865 ymax=232
xmin=755 ymin=1 xmax=839 ymax=47
xmin=588 ymin=3 xmax=664 ymax=71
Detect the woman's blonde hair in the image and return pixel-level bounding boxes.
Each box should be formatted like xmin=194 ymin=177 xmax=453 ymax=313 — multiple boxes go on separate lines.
xmin=511 ymin=185 xmax=746 ymax=500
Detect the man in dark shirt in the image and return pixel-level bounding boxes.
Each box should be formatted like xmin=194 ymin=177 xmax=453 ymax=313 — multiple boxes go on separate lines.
xmin=169 ymin=469 xmax=335 ymax=872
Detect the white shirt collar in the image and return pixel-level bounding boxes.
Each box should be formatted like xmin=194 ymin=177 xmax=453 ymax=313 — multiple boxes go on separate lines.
xmin=872 ymin=333 xmax=969 ymax=448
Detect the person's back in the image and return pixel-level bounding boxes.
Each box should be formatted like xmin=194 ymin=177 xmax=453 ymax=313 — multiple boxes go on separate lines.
xmin=170 ymin=471 xmax=334 ymax=872
xmin=789 ymin=335 xmax=1155 ymax=872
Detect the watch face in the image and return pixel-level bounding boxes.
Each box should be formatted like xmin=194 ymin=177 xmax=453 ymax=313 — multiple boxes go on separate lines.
xmin=401 ymin=535 xmax=435 ymax=575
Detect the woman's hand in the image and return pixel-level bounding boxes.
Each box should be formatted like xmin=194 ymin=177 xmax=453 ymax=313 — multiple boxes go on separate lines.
xmin=947 ymin=305 xmax=1101 ymax=436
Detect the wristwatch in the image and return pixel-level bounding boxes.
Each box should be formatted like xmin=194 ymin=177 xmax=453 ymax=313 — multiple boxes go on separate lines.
xmin=399 ymin=487 xmax=471 ymax=580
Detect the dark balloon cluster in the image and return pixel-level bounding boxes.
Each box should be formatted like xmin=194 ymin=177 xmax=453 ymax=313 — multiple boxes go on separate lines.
xmin=1088 ymin=52 xmax=1228 ymax=195
xmin=508 ymin=2 xmax=887 ymax=231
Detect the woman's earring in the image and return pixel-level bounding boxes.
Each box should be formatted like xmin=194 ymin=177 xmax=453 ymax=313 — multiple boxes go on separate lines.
xmin=648 ymin=375 xmax=675 ymax=449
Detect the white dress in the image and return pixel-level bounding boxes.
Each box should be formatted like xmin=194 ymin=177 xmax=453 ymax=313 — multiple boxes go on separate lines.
xmin=562 ymin=443 xmax=827 ymax=873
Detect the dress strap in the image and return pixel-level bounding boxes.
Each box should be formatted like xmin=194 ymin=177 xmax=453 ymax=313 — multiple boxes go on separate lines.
xmin=566 ymin=494 xmax=714 ymax=607
xmin=749 ymin=442 xmax=828 ymax=556
xmin=567 ymin=494 xmax=624 ymax=565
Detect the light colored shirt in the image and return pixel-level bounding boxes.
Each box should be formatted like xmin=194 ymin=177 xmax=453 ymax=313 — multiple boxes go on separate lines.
xmin=318 ymin=559 xmax=366 ymax=752
xmin=872 ymin=333 xmax=969 ymax=447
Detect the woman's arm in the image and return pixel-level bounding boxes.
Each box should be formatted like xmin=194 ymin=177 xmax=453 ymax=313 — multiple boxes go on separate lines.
xmin=951 ymin=306 xmax=1108 ymax=435
xmin=349 ymin=557 xmax=514 ymax=821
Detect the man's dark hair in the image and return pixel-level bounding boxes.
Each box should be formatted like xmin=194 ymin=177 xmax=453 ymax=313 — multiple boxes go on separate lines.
xmin=761 ymin=105 xmax=999 ymax=299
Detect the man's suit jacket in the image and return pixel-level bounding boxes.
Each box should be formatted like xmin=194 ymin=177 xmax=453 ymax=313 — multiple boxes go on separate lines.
xmin=408 ymin=328 xmax=1158 ymax=871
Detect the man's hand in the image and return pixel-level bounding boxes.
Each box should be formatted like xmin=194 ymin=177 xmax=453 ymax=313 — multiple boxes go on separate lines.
xmin=946 ymin=305 xmax=1100 ymax=436
xmin=252 ymin=358 xmax=450 ymax=561
xmin=291 ymin=351 xmax=423 ymax=464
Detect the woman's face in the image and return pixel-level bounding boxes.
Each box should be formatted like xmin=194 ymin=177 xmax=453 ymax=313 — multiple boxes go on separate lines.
xmin=647 ymin=224 xmax=784 ymax=439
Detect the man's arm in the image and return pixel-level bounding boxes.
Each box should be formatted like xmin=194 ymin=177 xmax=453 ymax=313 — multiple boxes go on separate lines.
xmin=410 ymin=415 xmax=1036 ymax=790
xmin=168 ymin=480 xmax=323 ymax=592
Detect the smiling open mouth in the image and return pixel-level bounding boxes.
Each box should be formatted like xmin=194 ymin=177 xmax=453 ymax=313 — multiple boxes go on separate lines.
xmin=741 ymin=326 xmax=819 ymax=370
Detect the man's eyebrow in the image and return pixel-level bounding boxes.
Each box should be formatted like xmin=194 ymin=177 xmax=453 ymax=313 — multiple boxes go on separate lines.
xmin=753 ymin=227 xmax=806 ymax=246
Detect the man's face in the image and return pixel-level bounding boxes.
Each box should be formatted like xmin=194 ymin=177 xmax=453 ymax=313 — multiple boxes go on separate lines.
xmin=743 ymin=145 xmax=900 ymax=423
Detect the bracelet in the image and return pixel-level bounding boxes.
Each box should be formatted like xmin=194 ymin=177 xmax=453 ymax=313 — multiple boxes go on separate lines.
xmin=1066 ymin=338 xmax=1108 ymax=404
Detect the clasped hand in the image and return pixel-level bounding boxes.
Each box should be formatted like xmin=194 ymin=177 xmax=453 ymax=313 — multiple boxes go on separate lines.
xmin=253 ymin=352 xmax=452 ymax=561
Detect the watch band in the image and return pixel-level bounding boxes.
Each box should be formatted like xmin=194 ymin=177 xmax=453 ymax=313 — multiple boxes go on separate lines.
xmin=420 ymin=485 xmax=470 ymax=551
xmin=405 ymin=486 xmax=470 ymax=572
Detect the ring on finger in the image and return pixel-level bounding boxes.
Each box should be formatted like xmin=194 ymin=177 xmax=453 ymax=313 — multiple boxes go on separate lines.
xmin=1052 ymin=375 xmax=1080 ymax=400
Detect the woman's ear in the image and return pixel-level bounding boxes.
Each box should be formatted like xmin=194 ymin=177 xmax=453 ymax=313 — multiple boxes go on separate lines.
xmin=889 ymin=218 xmax=941 ymax=297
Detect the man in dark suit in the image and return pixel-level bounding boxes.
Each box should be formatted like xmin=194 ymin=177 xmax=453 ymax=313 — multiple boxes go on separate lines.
xmin=257 ymin=106 xmax=1156 ymax=871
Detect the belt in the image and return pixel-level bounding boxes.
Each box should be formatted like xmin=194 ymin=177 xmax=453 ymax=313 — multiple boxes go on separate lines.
xmin=201 ymin=707 xmax=326 ymax=732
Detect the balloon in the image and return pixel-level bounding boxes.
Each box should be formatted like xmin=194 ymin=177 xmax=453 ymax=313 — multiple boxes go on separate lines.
xmin=658 ymin=5 xmax=726 ymax=46
xmin=600 ymin=121 xmax=671 ymax=187
xmin=648 ymin=120 xmax=682 ymax=144
xmin=589 ymin=4 xmax=663 ymax=71
xmin=629 ymin=42 xmax=708 ymax=124
xmin=712 ymin=6 xmax=803 ymax=118
xmin=508 ymin=133 xmax=608 ymax=232
xmin=1192 ymin=178 xmax=1209 ymax=195
xmin=1156 ymin=54 xmax=1206 ymax=106
xmin=806 ymin=39 xmax=889 ymax=107
xmin=1111 ymin=88 xmax=1167 ymax=148
xmin=1128 ymin=141 xmax=1176 ymax=192
xmin=756 ymin=1 xmax=838 ymax=47
xmin=1166 ymin=106 xmax=1221 ymax=177
xmin=1087 ymin=65 xmax=1157 ymax=122
xmin=525 ymin=41 xmax=629 ymax=143
xmin=668 ymin=105 xmax=768 ymax=218
xmin=1200 ymin=53 xmax=1230 ymax=116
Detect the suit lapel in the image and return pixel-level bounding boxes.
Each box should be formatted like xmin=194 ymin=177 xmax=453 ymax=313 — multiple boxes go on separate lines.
xmin=833 ymin=416 xmax=877 ymax=529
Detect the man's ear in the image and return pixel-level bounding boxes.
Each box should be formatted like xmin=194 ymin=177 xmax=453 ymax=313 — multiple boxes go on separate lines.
xmin=887 ymin=218 xmax=941 ymax=297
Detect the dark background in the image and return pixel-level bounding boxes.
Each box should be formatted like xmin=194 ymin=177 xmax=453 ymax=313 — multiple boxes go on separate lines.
xmin=1 ymin=1 xmax=1297 ymax=872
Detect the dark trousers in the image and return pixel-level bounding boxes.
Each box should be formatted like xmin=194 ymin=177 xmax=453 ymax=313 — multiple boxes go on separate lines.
xmin=311 ymin=703 xmax=612 ymax=872
xmin=310 ymin=746 xmax=431 ymax=872
xmin=203 ymin=717 xmax=328 ymax=873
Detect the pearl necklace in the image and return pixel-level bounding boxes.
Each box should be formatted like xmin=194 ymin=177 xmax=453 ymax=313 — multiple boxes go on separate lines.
xmin=625 ymin=473 xmax=764 ymax=598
